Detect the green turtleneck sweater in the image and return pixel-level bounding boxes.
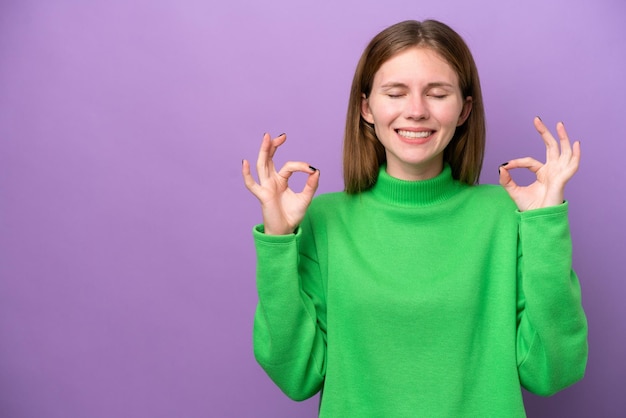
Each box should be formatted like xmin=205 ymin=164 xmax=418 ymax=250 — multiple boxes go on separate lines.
xmin=252 ymin=165 xmax=587 ymax=417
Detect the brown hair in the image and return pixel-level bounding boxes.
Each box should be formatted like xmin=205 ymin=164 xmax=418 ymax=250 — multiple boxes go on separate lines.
xmin=343 ymin=20 xmax=486 ymax=193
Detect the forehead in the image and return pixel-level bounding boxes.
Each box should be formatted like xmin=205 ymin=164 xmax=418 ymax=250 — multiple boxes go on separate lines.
xmin=374 ymin=47 xmax=459 ymax=86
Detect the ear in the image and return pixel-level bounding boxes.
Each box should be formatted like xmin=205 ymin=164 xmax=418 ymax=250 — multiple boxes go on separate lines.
xmin=361 ymin=93 xmax=375 ymax=124
xmin=457 ymin=96 xmax=473 ymax=126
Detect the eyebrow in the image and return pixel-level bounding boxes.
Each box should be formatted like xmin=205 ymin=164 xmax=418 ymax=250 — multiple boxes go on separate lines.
xmin=380 ymin=81 xmax=455 ymax=89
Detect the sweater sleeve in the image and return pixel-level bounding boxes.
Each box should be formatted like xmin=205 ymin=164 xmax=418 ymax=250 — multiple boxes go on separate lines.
xmin=516 ymin=202 xmax=588 ymax=396
xmin=251 ymin=220 xmax=327 ymax=401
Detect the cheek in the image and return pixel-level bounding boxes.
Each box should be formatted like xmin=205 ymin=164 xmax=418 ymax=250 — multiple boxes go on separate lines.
xmin=370 ymin=100 xmax=401 ymax=124
xmin=435 ymin=102 xmax=465 ymax=126
xmin=372 ymin=121 xmax=387 ymax=141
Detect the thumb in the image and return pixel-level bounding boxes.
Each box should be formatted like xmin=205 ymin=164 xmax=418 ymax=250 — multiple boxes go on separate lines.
xmin=498 ymin=164 xmax=517 ymax=191
xmin=299 ymin=168 xmax=320 ymax=201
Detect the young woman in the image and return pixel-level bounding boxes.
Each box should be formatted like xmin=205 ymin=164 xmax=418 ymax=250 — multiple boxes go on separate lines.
xmin=242 ymin=19 xmax=587 ymax=417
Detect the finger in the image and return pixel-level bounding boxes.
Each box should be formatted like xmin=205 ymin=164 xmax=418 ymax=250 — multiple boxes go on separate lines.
xmin=502 ymin=157 xmax=543 ymax=173
xmin=533 ymin=117 xmax=560 ymax=162
xmin=257 ymin=133 xmax=288 ymax=181
xmin=242 ymin=159 xmax=261 ymax=195
xmin=276 ymin=161 xmax=317 ymax=181
xmin=268 ymin=133 xmax=287 ymax=159
xmin=256 ymin=133 xmax=273 ymax=181
xmin=556 ymin=121 xmax=573 ymax=159
xmin=572 ymin=140 xmax=581 ymax=166
xmin=566 ymin=140 xmax=581 ymax=177
xmin=299 ymin=168 xmax=320 ymax=201
xmin=498 ymin=165 xmax=518 ymax=190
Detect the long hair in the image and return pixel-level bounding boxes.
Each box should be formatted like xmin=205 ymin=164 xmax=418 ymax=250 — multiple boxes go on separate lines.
xmin=343 ymin=20 xmax=486 ymax=193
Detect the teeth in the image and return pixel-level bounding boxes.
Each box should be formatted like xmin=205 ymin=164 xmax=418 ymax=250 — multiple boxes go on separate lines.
xmin=397 ymin=130 xmax=432 ymax=139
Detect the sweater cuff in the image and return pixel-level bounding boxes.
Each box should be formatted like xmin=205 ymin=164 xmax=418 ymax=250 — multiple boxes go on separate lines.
xmin=253 ymin=224 xmax=301 ymax=245
xmin=517 ymin=201 xmax=568 ymax=220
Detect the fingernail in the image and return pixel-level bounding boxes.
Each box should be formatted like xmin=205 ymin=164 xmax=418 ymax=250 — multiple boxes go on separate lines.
xmin=500 ymin=162 xmax=509 ymax=167
xmin=536 ymin=116 xmax=542 ymax=121
xmin=279 ymin=133 xmax=286 ymax=137
xmin=309 ymin=165 xmax=318 ymax=172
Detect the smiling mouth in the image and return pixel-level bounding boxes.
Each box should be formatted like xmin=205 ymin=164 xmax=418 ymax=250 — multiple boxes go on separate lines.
xmin=396 ymin=129 xmax=434 ymax=139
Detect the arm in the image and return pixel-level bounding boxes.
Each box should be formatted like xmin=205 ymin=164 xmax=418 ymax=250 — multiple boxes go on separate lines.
xmin=252 ymin=220 xmax=327 ymax=400
xmin=501 ymin=118 xmax=587 ymax=393
xmin=243 ymin=133 xmax=325 ymax=399
xmin=516 ymin=203 xmax=588 ymax=395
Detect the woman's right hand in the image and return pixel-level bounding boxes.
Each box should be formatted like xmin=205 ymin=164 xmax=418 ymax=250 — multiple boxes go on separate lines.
xmin=242 ymin=133 xmax=320 ymax=235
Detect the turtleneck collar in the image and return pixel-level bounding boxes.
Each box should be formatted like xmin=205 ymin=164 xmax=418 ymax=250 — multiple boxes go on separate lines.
xmin=368 ymin=164 xmax=462 ymax=207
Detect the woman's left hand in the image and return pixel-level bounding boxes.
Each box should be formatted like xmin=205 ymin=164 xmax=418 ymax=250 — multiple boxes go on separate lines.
xmin=499 ymin=117 xmax=581 ymax=211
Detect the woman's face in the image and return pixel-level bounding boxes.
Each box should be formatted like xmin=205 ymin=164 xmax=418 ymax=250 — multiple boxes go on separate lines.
xmin=361 ymin=47 xmax=472 ymax=181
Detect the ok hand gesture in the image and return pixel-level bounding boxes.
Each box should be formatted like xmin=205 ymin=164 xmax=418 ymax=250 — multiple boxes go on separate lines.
xmin=242 ymin=133 xmax=320 ymax=235
xmin=499 ymin=117 xmax=581 ymax=211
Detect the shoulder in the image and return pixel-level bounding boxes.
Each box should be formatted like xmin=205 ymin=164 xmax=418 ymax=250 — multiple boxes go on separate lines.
xmin=299 ymin=191 xmax=355 ymax=234
xmin=308 ymin=191 xmax=354 ymax=214
xmin=468 ymin=183 xmax=511 ymax=200
xmin=461 ymin=183 xmax=518 ymax=212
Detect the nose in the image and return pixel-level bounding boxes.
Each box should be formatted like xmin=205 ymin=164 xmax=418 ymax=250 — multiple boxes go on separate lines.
xmin=405 ymin=94 xmax=429 ymax=120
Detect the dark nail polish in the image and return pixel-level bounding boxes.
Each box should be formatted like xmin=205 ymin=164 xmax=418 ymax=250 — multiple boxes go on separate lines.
xmin=309 ymin=165 xmax=318 ymax=172
xmin=500 ymin=162 xmax=509 ymax=167
xmin=279 ymin=133 xmax=286 ymax=137
xmin=536 ymin=116 xmax=542 ymax=121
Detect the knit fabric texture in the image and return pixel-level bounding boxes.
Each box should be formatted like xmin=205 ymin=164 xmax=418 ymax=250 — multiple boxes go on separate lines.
xmin=252 ymin=165 xmax=587 ymax=417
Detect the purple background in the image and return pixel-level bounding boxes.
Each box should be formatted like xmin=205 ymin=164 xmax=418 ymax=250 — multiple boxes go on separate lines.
xmin=1 ymin=0 xmax=624 ymax=416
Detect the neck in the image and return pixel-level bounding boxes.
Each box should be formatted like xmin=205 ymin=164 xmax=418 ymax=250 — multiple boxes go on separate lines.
xmin=385 ymin=157 xmax=444 ymax=181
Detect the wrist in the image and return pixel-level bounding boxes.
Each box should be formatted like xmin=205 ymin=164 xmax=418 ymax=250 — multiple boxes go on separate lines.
xmin=263 ymin=225 xmax=296 ymax=235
